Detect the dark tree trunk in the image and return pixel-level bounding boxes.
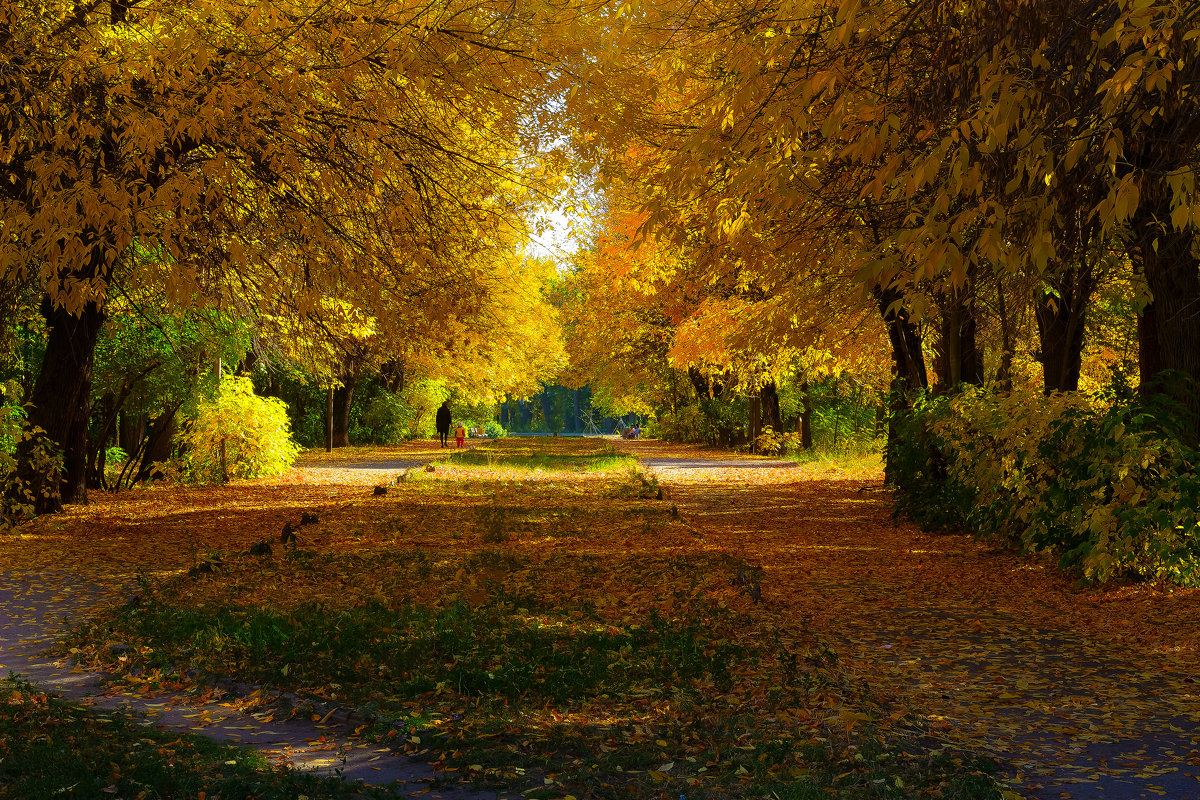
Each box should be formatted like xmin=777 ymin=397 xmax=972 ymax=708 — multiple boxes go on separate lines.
xmin=541 ymin=387 xmax=554 ymax=432
xmin=572 ymin=389 xmax=580 ymax=433
xmin=798 ymin=380 xmax=814 ymax=450
xmin=934 ymin=281 xmax=985 ymax=391
xmin=63 ymin=383 xmax=92 ymax=504
xmin=748 ymin=393 xmax=762 ymax=447
xmin=1138 ymin=302 xmax=1163 ymax=388
xmin=381 ymin=359 xmax=406 ymax=394
xmin=237 ymin=348 xmax=258 ymax=375
xmin=688 ymin=367 xmax=711 ymax=400
xmin=760 ymin=382 xmax=782 ymax=433
xmin=118 ymin=413 xmax=145 ymax=457
xmin=1035 ymin=265 xmax=1094 ymax=393
xmin=1128 ymin=214 xmax=1200 ymax=441
xmin=133 ymin=406 xmax=180 ymax=484
xmin=874 ymin=286 xmax=930 ymax=484
xmin=332 ymin=381 xmax=355 ymax=447
xmin=995 ymin=282 xmax=1015 ymax=391
xmin=874 ymin=286 xmax=929 ymax=395
xmin=16 ymin=295 xmax=107 ymax=513
xmin=500 ymin=401 xmax=508 ymax=429
xmin=325 ymin=386 xmax=334 ymax=452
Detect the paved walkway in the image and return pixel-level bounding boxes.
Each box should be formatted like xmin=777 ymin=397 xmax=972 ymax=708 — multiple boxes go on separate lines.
xmin=0 ymin=450 xmax=488 ymax=798
xmin=624 ymin=440 xmax=1200 ymax=800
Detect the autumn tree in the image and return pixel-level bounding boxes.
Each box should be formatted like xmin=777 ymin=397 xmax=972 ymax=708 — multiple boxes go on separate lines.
xmin=1 ymin=0 xmax=575 ymax=508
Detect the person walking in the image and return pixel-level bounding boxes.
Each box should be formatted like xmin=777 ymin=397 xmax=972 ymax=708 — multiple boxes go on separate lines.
xmin=436 ymin=400 xmax=452 ymax=448
xmin=455 ymin=422 xmax=466 ymax=448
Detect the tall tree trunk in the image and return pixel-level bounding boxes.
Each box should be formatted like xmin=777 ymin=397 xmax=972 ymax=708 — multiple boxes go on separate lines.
xmin=572 ymin=389 xmax=580 ymax=433
xmin=798 ymin=380 xmax=814 ymax=450
xmin=934 ymin=281 xmax=985 ymax=391
xmin=381 ymin=359 xmax=406 ymax=394
xmin=874 ymin=286 xmax=930 ymax=484
xmin=687 ymin=367 xmax=711 ymax=400
xmin=1035 ymin=265 xmax=1094 ymax=393
xmin=326 ymin=386 xmax=334 ymax=452
xmin=1129 ymin=215 xmax=1200 ymax=441
xmin=16 ymin=295 xmax=107 ymax=513
xmin=332 ymin=381 xmax=355 ymax=447
xmin=874 ymin=286 xmax=929 ymax=396
xmin=541 ymin=387 xmax=554 ymax=432
xmin=1138 ymin=302 xmax=1163 ymax=389
xmin=760 ymin=382 xmax=782 ymax=433
xmin=995 ymin=282 xmax=1015 ymax=390
xmin=133 ymin=406 xmax=181 ymax=484
xmin=62 ymin=382 xmax=92 ymax=504
xmin=748 ymin=393 xmax=761 ymax=448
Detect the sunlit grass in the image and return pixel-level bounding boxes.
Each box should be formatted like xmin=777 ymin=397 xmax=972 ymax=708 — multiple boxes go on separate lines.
xmin=785 ymin=441 xmax=885 ymax=475
xmin=444 ymin=437 xmax=636 ymax=473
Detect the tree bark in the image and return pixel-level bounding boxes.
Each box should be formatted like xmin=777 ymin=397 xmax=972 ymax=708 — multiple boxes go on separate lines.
xmin=541 ymin=387 xmax=554 ymax=433
xmin=62 ymin=382 xmax=92 ymax=504
xmin=934 ymin=282 xmax=985 ymax=391
xmin=687 ymin=367 xmax=711 ymax=400
xmin=748 ymin=393 xmax=761 ymax=448
xmin=332 ymin=381 xmax=355 ymax=447
xmin=874 ymin=286 xmax=929 ymax=395
xmin=760 ymin=382 xmax=782 ymax=433
xmin=798 ymin=380 xmax=814 ymax=450
xmin=1138 ymin=301 xmax=1163 ymax=389
xmin=1035 ymin=265 xmax=1094 ymax=393
xmin=995 ymin=282 xmax=1015 ymax=390
xmin=1129 ymin=218 xmax=1200 ymax=441
xmin=133 ymin=406 xmax=181 ymax=484
xmin=381 ymin=359 xmax=406 ymax=394
xmin=16 ymin=295 xmax=107 ymax=513
xmin=326 ymin=386 xmax=334 ymax=452
xmin=874 ymin=285 xmax=930 ymax=484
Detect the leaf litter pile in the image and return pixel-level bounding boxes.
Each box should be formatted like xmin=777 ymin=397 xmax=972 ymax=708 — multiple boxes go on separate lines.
xmin=5 ymin=438 xmax=1198 ymax=798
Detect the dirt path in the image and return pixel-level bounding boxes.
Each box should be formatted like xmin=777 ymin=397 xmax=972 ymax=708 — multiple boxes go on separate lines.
xmin=0 ymin=447 xmax=485 ymax=798
xmin=626 ymin=440 xmax=1200 ymax=800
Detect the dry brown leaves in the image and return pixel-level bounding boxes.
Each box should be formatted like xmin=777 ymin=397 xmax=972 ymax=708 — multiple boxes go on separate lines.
xmin=6 ymin=437 xmax=1200 ymax=797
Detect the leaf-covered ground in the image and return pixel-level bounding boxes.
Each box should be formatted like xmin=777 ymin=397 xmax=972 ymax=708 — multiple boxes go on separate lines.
xmin=3 ymin=437 xmax=1197 ymax=798
xmin=628 ymin=440 xmax=1200 ymax=799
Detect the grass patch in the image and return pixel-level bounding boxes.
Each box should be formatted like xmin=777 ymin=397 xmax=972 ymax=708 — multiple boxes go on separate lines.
xmin=66 ymin=438 xmax=1001 ymax=800
xmin=0 ymin=679 xmax=392 ymax=799
xmin=99 ymin=599 xmax=746 ymax=707
xmin=447 ymin=437 xmax=636 ymax=472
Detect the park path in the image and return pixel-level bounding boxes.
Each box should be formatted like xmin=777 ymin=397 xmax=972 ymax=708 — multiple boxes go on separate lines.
xmin=0 ymin=450 xmax=495 ymax=799
xmin=624 ymin=440 xmax=1200 ymax=800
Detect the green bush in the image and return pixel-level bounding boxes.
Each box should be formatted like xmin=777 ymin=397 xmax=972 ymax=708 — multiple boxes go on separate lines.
xmin=176 ymin=376 xmax=300 ymax=484
xmin=483 ymin=419 xmax=507 ymax=438
xmin=356 ymin=390 xmax=411 ymax=444
xmin=656 ymin=405 xmax=710 ymax=442
xmin=890 ymin=384 xmax=1200 ymax=585
xmin=0 ymin=381 xmax=64 ymax=527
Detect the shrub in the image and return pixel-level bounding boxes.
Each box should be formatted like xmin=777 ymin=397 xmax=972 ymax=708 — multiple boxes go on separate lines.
xmin=483 ymin=419 xmax=507 ymax=438
xmin=890 ymin=385 xmax=1200 ymax=585
xmin=753 ymin=426 xmax=803 ymax=455
xmin=357 ymin=390 xmax=411 ymax=444
xmin=0 ymin=382 xmax=63 ymax=527
xmin=176 ymin=376 xmax=300 ymax=484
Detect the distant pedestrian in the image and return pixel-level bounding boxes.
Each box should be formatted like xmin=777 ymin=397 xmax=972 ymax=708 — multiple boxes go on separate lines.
xmin=436 ymin=401 xmax=451 ymax=448
xmin=455 ymin=422 xmax=466 ymax=448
